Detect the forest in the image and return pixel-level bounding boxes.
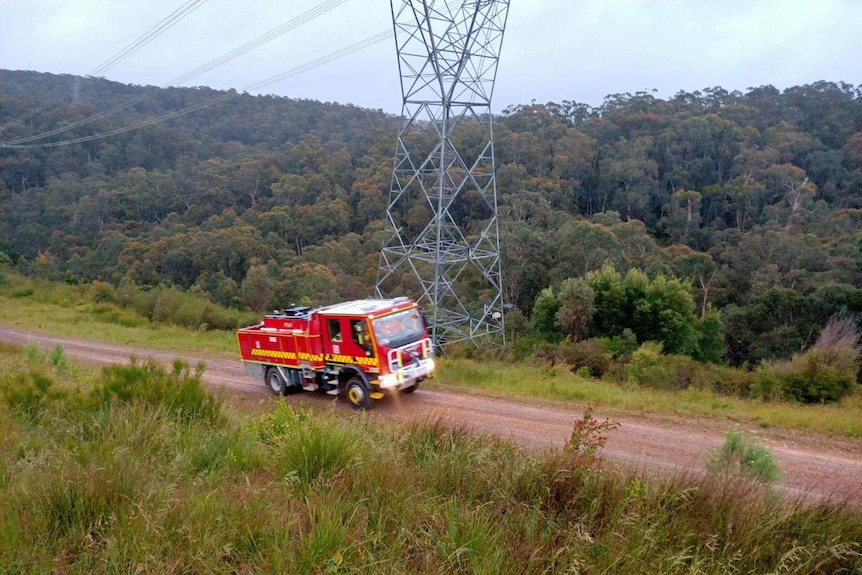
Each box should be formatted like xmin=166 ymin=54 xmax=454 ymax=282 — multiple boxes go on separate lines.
xmin=1 ymin=70 xmax=861 ymax=398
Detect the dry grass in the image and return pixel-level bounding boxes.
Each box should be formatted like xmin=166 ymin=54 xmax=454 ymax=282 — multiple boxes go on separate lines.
xmin=1 ymin=344 xmax=860 ymax=573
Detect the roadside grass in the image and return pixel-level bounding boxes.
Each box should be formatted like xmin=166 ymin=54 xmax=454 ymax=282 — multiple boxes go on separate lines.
xmin=2 ymin=275 xmax=862 ymax=438
xmin=1 ymin=344 xmax=860 ymax=573
xmin=436 ymin=358 xmax=862 ymax=438
xmin=0 ymin=275 xmax=237 ymax=356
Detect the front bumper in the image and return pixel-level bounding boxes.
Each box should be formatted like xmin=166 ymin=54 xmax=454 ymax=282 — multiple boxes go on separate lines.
xmin=377 ymin=358 xmax=435 ymax=390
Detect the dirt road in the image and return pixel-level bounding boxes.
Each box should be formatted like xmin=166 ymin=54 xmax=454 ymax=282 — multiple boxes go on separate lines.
xmin=2 ymin=326 xmax=860 ymax=506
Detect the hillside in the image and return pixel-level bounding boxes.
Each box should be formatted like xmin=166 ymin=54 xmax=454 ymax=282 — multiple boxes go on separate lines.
xmin=1 ymin=70 xmax=861 ymax=370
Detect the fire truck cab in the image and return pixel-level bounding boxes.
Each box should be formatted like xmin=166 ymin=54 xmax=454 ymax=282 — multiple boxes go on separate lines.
xmin=237 ymin=297 xmax=435 ymax=410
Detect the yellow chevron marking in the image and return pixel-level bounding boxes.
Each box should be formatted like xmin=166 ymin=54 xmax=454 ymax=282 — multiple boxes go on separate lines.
xmin=251 ymin=348 xmax=322 ymax=362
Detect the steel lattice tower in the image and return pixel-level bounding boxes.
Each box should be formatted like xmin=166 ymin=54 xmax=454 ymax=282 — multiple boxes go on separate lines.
xmin=377 ymin=0 xmax=509 ymax=348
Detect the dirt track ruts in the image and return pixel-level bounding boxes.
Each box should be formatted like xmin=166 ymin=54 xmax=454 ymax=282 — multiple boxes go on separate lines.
xmin=2 ymin=326 xmax=860 ymax=506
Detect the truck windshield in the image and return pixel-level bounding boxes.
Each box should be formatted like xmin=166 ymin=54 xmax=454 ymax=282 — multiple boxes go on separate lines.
xmin=372 ymin=309 xmax=425 ymax=348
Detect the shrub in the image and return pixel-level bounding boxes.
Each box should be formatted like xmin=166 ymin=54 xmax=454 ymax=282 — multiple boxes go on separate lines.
xmin=49 ymin=344 xmax=66 ymax=368
xmin=2 ymin=371 xmax=65 ymax=422
xmin=23 ymin=341 xmax=46 ymax=362
xmin=10 ymin=288 xmax=34 ymax=299
xmin=599 ymin=328 xmax=638 ymax=358
xmin=124 ymin=285 xmax=159 ymax=319
xmin=89 ymin=280 xmax=116 ymax=303
xmin=625 ymin=343 xmax=717 ymax=392
xmin=751 ymin=363 xmax=784 ymax=401
xmin=779 ymin=348 xmax=857 ymax=403
xmin=532 ymin=342 xmax=561 ymax=366
xmin=707 ymin=426 xmax=782 ymax=484
xmin=91 ymin=358 xmax=223 ymax=424
xmin=558 ymin=338 xmax=610 ymax=377
xmin=88 ymin=303 xmax=147 ymax=328
xmin=704 ymin=363 xmax=756 ymax=398
xmin=774 ymin=316 xmax=860 ymax=404
xmin=565 ymin=402 xmax=619 ymax=464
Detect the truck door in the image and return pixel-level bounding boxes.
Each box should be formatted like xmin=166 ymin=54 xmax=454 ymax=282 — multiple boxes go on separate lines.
xmin=324 ymin=318 xmax=344 ymax=357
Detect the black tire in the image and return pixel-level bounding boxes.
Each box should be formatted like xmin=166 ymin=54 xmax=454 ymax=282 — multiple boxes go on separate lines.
xmin=344 ymin=376 xmax=371 ymax=411
xmin=266 ymin=367 xmax=286 ymax=396
xmin=401 ymin=381 xmax=420 ymax=394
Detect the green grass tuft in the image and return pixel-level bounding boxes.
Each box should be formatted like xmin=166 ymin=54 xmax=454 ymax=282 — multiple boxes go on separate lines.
xmin=707 ymin=426 xmax=783 ymax=484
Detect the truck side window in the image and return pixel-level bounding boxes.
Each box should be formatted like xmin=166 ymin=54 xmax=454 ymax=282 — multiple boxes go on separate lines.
xmin=327 ymin=319 xmax=342 ymax=342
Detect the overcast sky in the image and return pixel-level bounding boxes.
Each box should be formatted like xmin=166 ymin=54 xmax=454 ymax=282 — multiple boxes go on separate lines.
xmin=1 ymin=0 xmax=859 ymax=115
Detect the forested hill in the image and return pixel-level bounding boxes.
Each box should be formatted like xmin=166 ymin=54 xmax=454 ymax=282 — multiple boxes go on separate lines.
xmin=1 ymin=70 xmax=861 ymax=367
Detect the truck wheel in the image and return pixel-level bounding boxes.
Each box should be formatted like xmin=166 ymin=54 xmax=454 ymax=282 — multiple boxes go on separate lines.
xmin=345 ymin=377 xmax=371 ymax=411
xmin=401 ymin=381 xmax=420 ymax=394
xmin=266 ymin=367 xmax=286 ymax=396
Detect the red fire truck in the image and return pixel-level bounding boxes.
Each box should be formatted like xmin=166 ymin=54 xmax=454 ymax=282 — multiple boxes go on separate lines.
xmin=237 ymin=297 xmax=435 ymax=410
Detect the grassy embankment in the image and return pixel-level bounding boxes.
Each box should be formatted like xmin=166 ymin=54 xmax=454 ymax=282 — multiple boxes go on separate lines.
xmin=2 ymin=342 xmax=861 ymax=573
xmin=1 ymin=272 xmax=861 ymax=437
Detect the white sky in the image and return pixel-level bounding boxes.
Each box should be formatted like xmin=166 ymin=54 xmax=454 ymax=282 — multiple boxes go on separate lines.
xmin=0 ymin=0 xmax=859 ymax=114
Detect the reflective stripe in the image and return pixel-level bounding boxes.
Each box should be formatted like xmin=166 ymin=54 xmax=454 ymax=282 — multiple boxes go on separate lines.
xmin=250 ymin=348 xmax=323 ymax=362
xmin=325 ymin=353 xmax=379 ymax=367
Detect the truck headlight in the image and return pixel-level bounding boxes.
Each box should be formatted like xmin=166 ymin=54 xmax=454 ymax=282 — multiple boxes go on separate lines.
xmin=379 ymin=373 xmax=400 ymax=388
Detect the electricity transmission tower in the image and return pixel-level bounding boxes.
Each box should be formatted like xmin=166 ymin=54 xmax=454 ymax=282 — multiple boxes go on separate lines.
xmin=376 ymin=0 xmax=510 ymax=348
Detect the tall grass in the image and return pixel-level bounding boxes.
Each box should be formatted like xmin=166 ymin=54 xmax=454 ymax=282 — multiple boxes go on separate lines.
xmin=437 ymin=358 xmax=862 ymax=437
xmin=1 ymin=341 xmax=860 ymax=573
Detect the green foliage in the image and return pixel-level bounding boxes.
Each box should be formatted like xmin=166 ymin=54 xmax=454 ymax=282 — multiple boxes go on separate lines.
xmin=707 ymin=426 xmax=783 ymax=484
xmin=118 ymin=283 xmax=255 ymax=330
xmin=772 ymin=316 xmax=860 ymax=403
xmin=49 ymin=343 xmax=67 ymax=368
xmin=778 ymin=348 xmax=857 ymax=404
xmin=90 ymin=358 xmax=223 ymax=424
xmin=598 ymin=328 xmax=639 ymax=358
xmin=693 ymin=306 xmax=725 ymax=363
xmin=625 ymin=342 xmax=689 ymax=391
xmin=558 ymin=338 xmax=611 ymax=377
xmin=2 ymin=371 xmax=65 ymax=422
xmin=1 ymin=339 xmax=862 ymax=572
xmin=10 ymin=287 xmax=34 ymax=298
xmin=531 ymin=287 xmax=564 ymax=342
xmin=248 ymin=400 xmax=311 ymax=444
xmin=555 ymin=277 xmax=595 ymax=340
xmin=586 ymin=263 xmax=628 ymax=336
xmin=573 ymin=264 xmax=705 ymax=356
xmin=23 ymin=341 xmax=45 ymax=362
xmin=87 ymin=302 xmax=147 ymax=328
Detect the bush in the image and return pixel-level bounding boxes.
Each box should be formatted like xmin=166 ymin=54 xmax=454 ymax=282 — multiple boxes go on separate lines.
xmin=626 ymin=342 xmax=679 ymax=391
xmin=558 ymin=339 xmax=610 ymax=377
xmin=778 ymin=348 xmax=857 ymax=404
xmin=90 ymin=358 xmax=223 ymax=424
xmin=707 ymin=426 xmax=782 ymax=484
xmin=751 ymin=363 xmax=784 ymax=401
xmin=88 ymin=280 xmax=116 ymax=303
xmin=2 ymin=371 xmax=65 ymax=422
xmin=88 ymin=303 xmax=147 ymax=328
xmin=532 ymin=342 xmax=561 ymax=366
xmin=598 ymin=328 xmax=638 ymax=358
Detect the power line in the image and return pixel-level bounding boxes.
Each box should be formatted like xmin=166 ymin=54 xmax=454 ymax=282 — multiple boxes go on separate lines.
xmin=168 ymin=0 xmax=351 ymax=87
xmin=1 ymin=0 xmax=351 ymax=143
xmin=90 ymin=0 xmax=207 ymax=77
xmin=0 ymin=1 xmax=207 ymax=131
xmin=0 ymin=29 xmax=393 ymax=149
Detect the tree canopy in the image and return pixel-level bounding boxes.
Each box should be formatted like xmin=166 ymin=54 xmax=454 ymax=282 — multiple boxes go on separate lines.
xmin=1 ymin=70 xmax=861 ymax=368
